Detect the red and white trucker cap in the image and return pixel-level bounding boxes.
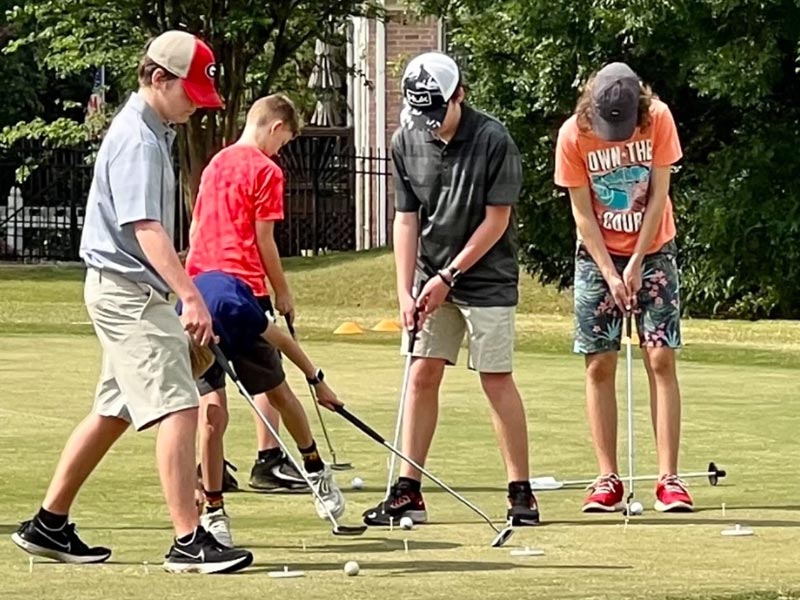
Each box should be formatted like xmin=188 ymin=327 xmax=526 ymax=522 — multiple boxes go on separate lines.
xmin=146 ymin=31 xmax=223 ymax=109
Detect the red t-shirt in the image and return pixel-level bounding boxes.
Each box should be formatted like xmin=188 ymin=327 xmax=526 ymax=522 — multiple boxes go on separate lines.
xmin=186 ymin=144 xmax=284 ymax=296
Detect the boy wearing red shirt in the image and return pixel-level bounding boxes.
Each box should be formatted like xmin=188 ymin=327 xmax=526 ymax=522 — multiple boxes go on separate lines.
xmin=186 ymin=94 xmax=345 ymax=546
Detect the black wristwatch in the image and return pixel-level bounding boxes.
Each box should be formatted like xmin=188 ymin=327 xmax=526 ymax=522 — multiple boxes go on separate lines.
xmin=306 ymin=368 xmax=325 ymax=385
xmin=438 ymin=266 xmax=462 ymax=287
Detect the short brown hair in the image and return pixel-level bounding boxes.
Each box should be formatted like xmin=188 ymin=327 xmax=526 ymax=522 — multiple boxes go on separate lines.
xmin=137 ymin=55 xmax=178 ymax=87
xmin=575 ymin=73 xmax=656 ymax=134
xmin=246 ymin=94 xmax=302 ymax=135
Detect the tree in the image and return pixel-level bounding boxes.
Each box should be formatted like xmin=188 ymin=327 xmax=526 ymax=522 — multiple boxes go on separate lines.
xmin=4 ymin=0 xmax=380 ymax=211
xmin=410 ymin=0 xmax=800 ymax=318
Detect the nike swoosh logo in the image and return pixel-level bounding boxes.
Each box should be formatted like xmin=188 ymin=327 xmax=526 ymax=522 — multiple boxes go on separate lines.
xmin=366 ymin=512 xmax=377 ymax=519
xmin=35 ymin=526 xmax=70 ymax=551
xmin=175 ymin=547 xmax=205 ymax=561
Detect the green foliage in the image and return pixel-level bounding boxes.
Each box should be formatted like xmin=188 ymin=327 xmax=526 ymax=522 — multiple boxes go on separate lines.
xmin=416 ymin=0 xmax=800 ymax=318
xmin=3 ymin=0 xmax=380 ymax=207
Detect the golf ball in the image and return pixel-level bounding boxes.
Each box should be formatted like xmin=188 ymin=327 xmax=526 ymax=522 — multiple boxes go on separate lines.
xmin=629 ymin=501 xmax=644 ymax=515
xmin=351 ymin=477 xmax=364 ymax=490
xmin=399 ymin=516 xmax=414 ymax=530
xmin=344 ymin=560 xmax=360 ymax=576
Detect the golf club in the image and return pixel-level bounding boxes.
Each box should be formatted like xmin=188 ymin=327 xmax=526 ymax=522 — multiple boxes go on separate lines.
xmin=285 ymin=316 xmax=353 ymax=471
xmin=623 ymin=312 xmax=637 ymax=516
xmin=333 ymin=405 xmax=514 ymax=548
xmin=209 ymin=343 xmax=367 ymax=537
xmin=385 ymin=296 xmax=420 ymax=499
xmin=530 ymin=462 xmax=727 ymax=491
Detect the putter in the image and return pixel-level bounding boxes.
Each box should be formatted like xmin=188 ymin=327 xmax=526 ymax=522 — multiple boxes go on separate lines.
xmin=623 ymin=313 xmax=637 ymax=516
xmin=531 ymin=462 xmax=727 ymax=491
xmin=333 ymin=405 xmax=514 ymax=548
xmin=210 ymin=344 xmax=366 ymax=537
xmin=385 ymin=298 xmax=420 ymax=499
xmin=285 ymin=316 xmax=353 ymax=471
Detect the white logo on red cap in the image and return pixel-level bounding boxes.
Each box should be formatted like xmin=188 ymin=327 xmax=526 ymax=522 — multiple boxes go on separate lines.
xmin=205 ymin=64 xmax=218 ymax=79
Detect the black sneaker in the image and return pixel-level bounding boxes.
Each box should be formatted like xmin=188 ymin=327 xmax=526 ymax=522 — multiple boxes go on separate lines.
xmin=362 ymin=481 xmax=428 ymax=526
xmin=162 ymin=527 xmax=253 ymax=574
xmin=11 ymin=518 xmax=111 ymax=564
xmin=197 ymin=460 xmax=240 ymax=493
xmin=249 ymin=453 xmax=309 ymax=493
xmin=507 ymin=482 xmax=541 ymax=526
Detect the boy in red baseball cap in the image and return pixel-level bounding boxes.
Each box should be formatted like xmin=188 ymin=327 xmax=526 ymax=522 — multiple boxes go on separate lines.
xmin=12 ymin=31 xmax=253 ymax=575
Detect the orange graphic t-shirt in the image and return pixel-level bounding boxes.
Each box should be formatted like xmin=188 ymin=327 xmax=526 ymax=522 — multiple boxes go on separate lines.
xmin=554 ymin=98 xmax=682 ymax=256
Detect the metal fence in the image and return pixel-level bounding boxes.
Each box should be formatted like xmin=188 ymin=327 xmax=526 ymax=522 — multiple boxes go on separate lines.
xmin=0 ymin=141 xmax=94 ymax=261
xmin=0 ymin=132 xmax=392 ymax=262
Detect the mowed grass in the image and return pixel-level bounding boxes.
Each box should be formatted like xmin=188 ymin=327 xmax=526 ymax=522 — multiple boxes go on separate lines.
xmin=0 ymin=253 xmax=798 ymax=600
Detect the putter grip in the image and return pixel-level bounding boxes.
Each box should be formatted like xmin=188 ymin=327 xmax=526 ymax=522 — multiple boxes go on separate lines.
xmin=210 ymin=343 xmax=235 ymax=378
xmin=334 ymin=406 xmax=386 ymax=445
xmin=285 ymin=315 xmax=296 ymax=339
xmin=406 ymin=311 xmax=420 ymax=354
xmin=625 ymin=313 xmax=633 ymax=338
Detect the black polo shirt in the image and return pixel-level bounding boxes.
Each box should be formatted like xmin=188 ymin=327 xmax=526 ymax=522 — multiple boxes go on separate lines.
xmin=392 ymin=104 xmax=522 ymax=307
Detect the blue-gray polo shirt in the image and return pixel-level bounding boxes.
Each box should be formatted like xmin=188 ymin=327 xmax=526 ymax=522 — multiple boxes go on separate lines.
xmin=392 ymin=105 xmax=523 ymax=306
xmin=79 ymin=92 xmax=177 ymax=295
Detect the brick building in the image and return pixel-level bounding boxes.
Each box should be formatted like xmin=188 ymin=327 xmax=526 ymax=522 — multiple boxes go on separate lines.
xmin=347 ymin=6 xmax=443 ymax=249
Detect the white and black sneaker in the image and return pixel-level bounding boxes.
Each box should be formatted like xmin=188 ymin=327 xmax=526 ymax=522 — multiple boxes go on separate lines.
xmin=162 ymin=526 xmax=252 ymax=574
xmin=11 ymin=518 xmax=111 ymax=564
xmin=308 ymin=465 xmax=346 ymax=520
xmin=200 ymin=509 xmax=234 ymax=548
xmin=249 ymin=452 xmax=309 ymax=493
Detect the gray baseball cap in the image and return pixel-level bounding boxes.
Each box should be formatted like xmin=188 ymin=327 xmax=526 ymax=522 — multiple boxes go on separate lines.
xmin=592 ymin=62 xmax=640 ymax=142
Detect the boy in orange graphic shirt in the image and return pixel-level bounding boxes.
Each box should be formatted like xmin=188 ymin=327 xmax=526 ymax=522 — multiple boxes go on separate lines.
xmin=555 ymin=62 xmax=693 ymax=514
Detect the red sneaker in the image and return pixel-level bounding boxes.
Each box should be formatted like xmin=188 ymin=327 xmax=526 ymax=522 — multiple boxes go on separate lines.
xmin=655 ymin=475 xmax=694 ymax=512
xmin=582 ymin=474 xmax=625 ymax=512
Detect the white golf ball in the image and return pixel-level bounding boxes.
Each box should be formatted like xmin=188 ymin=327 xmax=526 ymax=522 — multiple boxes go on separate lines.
xmin=399 ymin=516 xmax=414 ymax=530
xmin=629 ymin=501 xmax=644 ymax=515
xmin=344 ymin=560 xmax=360 ymax=576
xmin=351 ymin=477 xmax=364 ymax=490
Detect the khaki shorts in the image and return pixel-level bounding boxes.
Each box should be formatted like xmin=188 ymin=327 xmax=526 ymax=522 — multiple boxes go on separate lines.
xmin=402 ymin=303 xmax=516 ymax=373
xmin=84 ymin=268 xmax=199 ymax=431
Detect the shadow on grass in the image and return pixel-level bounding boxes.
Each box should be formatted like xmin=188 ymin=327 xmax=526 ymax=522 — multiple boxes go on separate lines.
xmin=249 ymin=559 xmax=631 ymax=575
xmin=248 ymin=537 xmax=461 ymax=553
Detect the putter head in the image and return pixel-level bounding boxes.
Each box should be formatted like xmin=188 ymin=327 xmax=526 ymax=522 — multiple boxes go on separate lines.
xmin=333 ymin=524 xmax=367 ymax=536
xmin=491 ymin=525 xmax=514 ymax=548
xmin=331 ymin=462 xmax=354 ymax=472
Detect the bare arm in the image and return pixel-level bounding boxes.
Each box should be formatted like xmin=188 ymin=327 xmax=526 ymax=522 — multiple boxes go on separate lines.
xmin=394 ymin=211 xmax=419 ymax=330
xmin=394 ymin=211 xmax=419 ymax=298
xmin=134 ymin=220 xmax=213 ymax=344
xmin=261 ymin=325 xmax=341 ymax=409
xmin=255 ymin=220 xmax=293 ymax=316
xmin=134 ymin=221 xmax=200 ymax=299
xmin=448 ymin=205 xmax=512 ymax=273
xmin=568 ymin=187 xmax=618 ymax=280
xmin=569 ymin=187 xmax=630 ymax=310
xmin=628 ymin=166 xmax=671 ymax=266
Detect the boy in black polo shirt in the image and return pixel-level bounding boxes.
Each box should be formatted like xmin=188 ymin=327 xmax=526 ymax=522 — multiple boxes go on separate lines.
xmin=363 ymin=52 xmax=539 ymax=527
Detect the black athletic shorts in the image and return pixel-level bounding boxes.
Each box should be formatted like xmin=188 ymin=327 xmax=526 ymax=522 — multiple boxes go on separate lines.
xmin=197 ymin=296 xmax=286 ymax=396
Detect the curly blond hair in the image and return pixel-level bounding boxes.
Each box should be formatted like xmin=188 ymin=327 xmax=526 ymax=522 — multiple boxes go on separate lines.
xmin=575 ymin=72 xmax=655 ymax=134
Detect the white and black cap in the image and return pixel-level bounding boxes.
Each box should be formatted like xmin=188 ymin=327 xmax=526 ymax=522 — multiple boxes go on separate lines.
xmin=400 ymin=52 xmax=460 ymax=131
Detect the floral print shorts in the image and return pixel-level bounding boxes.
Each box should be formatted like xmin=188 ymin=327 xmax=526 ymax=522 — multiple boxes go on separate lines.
xmin=573 ymin=240 xmax=681 ymax=354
